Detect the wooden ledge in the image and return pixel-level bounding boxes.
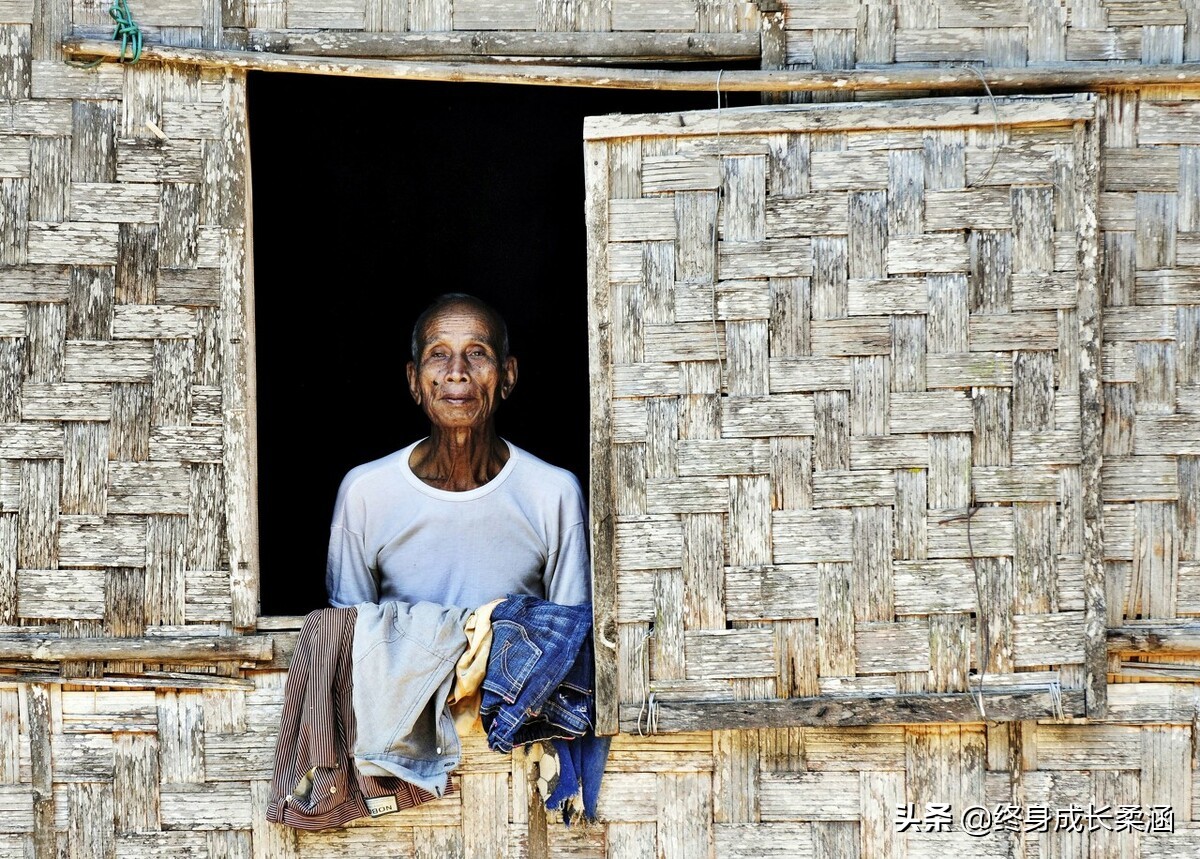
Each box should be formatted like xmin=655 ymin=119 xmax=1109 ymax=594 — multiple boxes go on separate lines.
xmin=60 ymin=40 xmax=1200 ymax=92
xmin=1107 ymin=624 xmax=1200 ymax=654
xmin=617 ymin=688 xmax=1087 ymax=733
xmin=0 ymin=634 xmax=274 ymax=663
xmin=243 ymin=29 xmax=762 ymax=64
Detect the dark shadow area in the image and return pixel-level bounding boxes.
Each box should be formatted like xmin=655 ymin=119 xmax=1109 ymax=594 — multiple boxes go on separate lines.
xmin=250 ymin=71 xmax=756 ymax=616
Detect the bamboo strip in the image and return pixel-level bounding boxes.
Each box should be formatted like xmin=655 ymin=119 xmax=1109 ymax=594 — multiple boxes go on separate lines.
xmin=617 ymin=689 xmax=1086 ymax=732
xmin=1108 ymin=624 xmax=1200 ymax=653
xmin=60 ymin=41 xmax=1200 ymax=93
xmin=0 ymin=635 xmax=273 ymax=662
xmin=243 ymin=29 xmax=761 ymax=61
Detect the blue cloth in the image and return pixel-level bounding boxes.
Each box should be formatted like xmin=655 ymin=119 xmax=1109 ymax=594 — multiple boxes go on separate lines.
xmin=480 ymin=595 xmax=594 ymax=752
xmin=548 ymin=734 xmax=611 ymax=824
xmin=479 ymin=595 xmax=610 ymax=823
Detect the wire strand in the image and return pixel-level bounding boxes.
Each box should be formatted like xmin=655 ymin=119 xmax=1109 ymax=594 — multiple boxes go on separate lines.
xmin=940 ymin=504 xmax=989 ymax=720
xmin=709 ymin=69 xmax=726 ymax=388
xmin=963 ymin=63 xmax=1001 ymax=188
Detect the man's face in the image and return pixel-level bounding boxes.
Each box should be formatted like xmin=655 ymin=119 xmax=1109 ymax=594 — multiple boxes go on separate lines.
xmin=406 ymin=304 xmax=516 ymax=432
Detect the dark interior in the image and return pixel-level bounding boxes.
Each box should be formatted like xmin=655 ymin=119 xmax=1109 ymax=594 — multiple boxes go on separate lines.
xmin=249 ymin=71 xmax=754 ymax=616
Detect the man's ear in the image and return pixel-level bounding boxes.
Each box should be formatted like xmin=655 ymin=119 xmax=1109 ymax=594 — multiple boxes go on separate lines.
xmin=406 ymin=361 xmax=421 ymax=405
xmin=501 ymin=355 xmax=518 ymax=399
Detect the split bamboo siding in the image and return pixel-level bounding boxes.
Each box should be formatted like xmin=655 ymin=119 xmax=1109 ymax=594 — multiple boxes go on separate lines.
xmin=3 ymin=0 xmax=1200 ymax=857
xmin=586 ymin=95 xmax=1106 ymax=734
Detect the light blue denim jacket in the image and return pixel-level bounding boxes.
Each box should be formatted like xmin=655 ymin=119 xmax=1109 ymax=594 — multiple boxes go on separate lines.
xmin=351 ymin=600 xmax=472 ymax=797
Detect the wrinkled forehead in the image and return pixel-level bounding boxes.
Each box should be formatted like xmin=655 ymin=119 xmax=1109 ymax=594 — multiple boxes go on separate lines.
xmin=419 ymin=304 xmax=503 ymax=350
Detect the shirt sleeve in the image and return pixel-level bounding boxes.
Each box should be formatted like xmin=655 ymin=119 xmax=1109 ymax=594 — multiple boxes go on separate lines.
xmin=325 ymin=476 xmax=379 ymax=608
xmin=543 ymin=478 xmax=592 ymax=606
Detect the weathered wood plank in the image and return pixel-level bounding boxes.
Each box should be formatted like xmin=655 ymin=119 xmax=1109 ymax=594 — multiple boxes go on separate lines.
xmin=618 ymin=689 xmax=1085 ymax=732
xmin=0 ymin=635 xmax=272 ymax=662
xmin=249 ymin=29 xmax=753 ymax=62
xmin=586 ymin=137 xmax=617 ymax=736
xmin=763 ymin=355 xmax=849 ymax=393
xmin=27 ymin=683 xmax=54 ymax=858
xmin=247 ymin=29 xmax=762 ymax=61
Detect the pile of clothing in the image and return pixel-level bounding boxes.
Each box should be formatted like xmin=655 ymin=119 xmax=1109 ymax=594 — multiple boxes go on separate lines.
xmin=266 ymin=595 xmax=609 ymax=830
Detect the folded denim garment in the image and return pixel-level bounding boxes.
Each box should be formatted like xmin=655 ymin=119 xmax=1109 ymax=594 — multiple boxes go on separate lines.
xmin=479 ymin=595 xmax=610 ymax=822
xmin=351 ymin=600 xmax=472 ymax=796
xmin=479 ymin=595 xmax=594 ymax=752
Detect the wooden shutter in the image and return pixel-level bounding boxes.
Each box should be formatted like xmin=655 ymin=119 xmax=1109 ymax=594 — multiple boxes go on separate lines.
xmin=585 ymin=95 xmax=1103 ymax=734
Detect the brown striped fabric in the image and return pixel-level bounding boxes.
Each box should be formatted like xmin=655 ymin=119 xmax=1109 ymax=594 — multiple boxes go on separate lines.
xmin=266 ymin=607 xmax=454 ymax=829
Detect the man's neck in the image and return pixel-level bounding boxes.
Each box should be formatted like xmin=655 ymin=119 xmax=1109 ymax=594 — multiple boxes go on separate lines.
xmin=409 ymin=427 xmax=510 ymax=491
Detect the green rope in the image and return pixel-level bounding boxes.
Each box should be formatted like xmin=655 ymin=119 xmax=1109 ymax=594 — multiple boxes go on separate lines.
xmin=109 ymin=0 xmax=143 ymax=64
xmin=64 ymin=0 xmax=143 ymax=68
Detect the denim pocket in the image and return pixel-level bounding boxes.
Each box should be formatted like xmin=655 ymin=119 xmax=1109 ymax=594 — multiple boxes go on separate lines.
xmin=483 ymin=620 xmax=542 ymax=703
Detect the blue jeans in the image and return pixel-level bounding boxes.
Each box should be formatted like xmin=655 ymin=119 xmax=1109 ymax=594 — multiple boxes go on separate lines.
xmin=479 ymin=595 xmax=594 ymax=753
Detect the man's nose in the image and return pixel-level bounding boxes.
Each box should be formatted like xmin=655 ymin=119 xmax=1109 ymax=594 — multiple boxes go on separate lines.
xmin=445 ymin=352 xmax=469 ymax=379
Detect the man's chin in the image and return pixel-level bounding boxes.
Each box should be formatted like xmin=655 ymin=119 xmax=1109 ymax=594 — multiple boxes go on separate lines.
xmin=428 ymin=410 xmax=491 ymax=430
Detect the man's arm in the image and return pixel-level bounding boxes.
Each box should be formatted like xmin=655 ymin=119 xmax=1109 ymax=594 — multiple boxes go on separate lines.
xmin=325 ymin=477 xmax=379 ymax=607
xmin=543 ymin=520 xmax=591 ymax=606
xmin=542 ymin=476 xmax=591 ymax=606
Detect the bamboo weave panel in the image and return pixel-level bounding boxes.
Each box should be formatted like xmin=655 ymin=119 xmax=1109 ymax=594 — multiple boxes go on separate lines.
xmin=0 ymin=60 xmax=255 ymax=636
xmin=590 ymin=97 xmax=1098 ymax=716
xmin=779 ymin=0 xmax=1189 ymax=69
xmin=1099 ymin=92 xmax=1200 ymax=631
xmin=3 ymin=682 xmax=1198 ymax=858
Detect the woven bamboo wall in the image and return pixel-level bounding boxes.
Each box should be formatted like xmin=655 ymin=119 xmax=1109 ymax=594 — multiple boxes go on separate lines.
xmin=68 ymin=0 xmax=1200 ymax=70
xmin=1100 ymin=88 xmax=1200 ymax=693
xmin=0 ymin=680 xmax=1198 ymax=857
xmin=0 ymin=38 xmax=255 ymax=635
xmin=65 ymin=0 xmax=1200 ymax=61
xmin=776 ymin=0 xmax=1200 ymax=70
xmin=68 ymin=0 xmax=763 ymax=44
xmin=2 ymin=0 xmax=1200 ymax=857
xmin=587 ymin=96 xmax=1104 ymax=731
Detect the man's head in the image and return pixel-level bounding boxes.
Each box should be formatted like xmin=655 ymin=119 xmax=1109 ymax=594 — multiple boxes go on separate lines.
xmin=406 ymin=294 xmax=517 ymax=432
xmin=411 ymin=293 xmax=509 ymax=365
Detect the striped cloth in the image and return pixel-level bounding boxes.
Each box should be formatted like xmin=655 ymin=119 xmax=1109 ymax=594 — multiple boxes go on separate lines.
xmin=266 ymin=607 xmax=455 ymax=829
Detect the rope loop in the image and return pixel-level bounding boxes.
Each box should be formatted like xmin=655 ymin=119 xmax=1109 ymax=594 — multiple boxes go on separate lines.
xmin=63 ymin=0 xmax=143 ymax=68
xmin=109 ymin=0 xmax=144 ymax=64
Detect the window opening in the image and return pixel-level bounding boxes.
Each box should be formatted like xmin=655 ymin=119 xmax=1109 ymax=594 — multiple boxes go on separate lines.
xmin=248 ymin=72 xmax=755 ymax=616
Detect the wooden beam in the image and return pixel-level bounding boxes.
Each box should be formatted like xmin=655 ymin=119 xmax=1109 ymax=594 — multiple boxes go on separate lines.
xmin=1076 ymin=100 xmax=1106 ymax=720
xmin=61 ymin=40 xmax=1200 ymax=92
xmin=0 ymin=671 xmax=257 ymax=690
xmin=226 ymin=67 xmax=259 ymax=632
xmin=586 ymin=135 xmax=618 ymax=737
xmin=0 ymin=634 xmax=273 ymax=662
xmin=243 ymin=29 xmax=761 ymax=64
xmin=1108 ymin=624 xmax=1200 ymax=653
xmin=585 ymin=95 xmax=1094 ymax=139
xmin=29 ymin=685 xmax=54 ymax=859
xmin=618 ymin=688 xmax=1086 ymax=732
xmin=1115 ymin=662 xmax=1200 ymax=682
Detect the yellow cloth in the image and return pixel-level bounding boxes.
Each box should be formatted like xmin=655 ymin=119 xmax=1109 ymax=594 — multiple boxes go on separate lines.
xmin=450 ymin=598 xmax=504 ymax=736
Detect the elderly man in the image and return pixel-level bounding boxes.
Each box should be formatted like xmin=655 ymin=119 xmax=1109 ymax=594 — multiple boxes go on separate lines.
xmin=325 ymin=293 xmax=591 ymax=609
